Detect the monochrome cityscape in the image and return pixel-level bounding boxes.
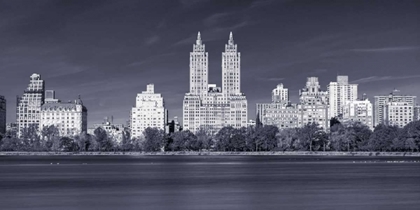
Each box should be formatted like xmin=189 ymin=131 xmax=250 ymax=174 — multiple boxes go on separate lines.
xmin=0 ymin=31 xmax=418 ymax=152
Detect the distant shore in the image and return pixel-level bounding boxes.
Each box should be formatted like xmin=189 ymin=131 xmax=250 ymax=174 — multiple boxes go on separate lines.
xmin=1 ymin=151 xmax=420 ymax=157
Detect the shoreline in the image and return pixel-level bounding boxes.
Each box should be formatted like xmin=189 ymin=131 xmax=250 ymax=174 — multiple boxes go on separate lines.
xmin=1 ymin=151 xmax=420 ymax=157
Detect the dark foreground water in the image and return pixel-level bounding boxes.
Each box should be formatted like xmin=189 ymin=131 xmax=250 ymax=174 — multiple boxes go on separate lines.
xmin=0 ymin=155 xmax=419 ymax=210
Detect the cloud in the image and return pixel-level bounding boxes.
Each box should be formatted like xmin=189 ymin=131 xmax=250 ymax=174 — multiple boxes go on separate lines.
xmin=204 ymin=12 xmax=231 ymax=26
xmin=258 ymin=77 xmax=284 ymax=81
xmin=127 ymin=52 xmax=176 ymax=67
xmin=144 ymin=35 xmax=160 ymax=46
xmin=351 ymin=46 xmax=419 ymax=53
xmin=351 ymin=75 xmax=420 ymax=83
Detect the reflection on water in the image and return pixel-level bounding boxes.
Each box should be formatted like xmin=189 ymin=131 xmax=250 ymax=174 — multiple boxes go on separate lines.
xmin=0 ymin=156 xmax=419 ymax=210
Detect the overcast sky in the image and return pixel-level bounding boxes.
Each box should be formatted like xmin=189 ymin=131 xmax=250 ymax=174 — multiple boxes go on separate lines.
xmin=0 ymin=0 xmax=419 ymax=125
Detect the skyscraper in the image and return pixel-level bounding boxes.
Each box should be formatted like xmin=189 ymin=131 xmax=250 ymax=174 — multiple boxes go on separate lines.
xmin=272 ymin=84 xmax=289 ymax=104
xmin=328 ymin=75 xmax=358 ymax=118
xmin=222 ymin=32 xmax=241 ymax=95
xmin=374 ymin=90 xmax=417 ymax=128
xmin=299 ymin=77 xmax=329 ymax=129
xmin=131 ymin=84 xmax=167 ymax=137
xmin=183 ymin=32 xmax=248 ymax=133
xmin=256 ymin=84 xmax=300 ymax=129
xmin=0 ymin=96 xmax=6 ymax=134
xmin=342 ymin=99 xmax=374 ymax=129
xmin=16 ymin=73 xmax=45 ymax=136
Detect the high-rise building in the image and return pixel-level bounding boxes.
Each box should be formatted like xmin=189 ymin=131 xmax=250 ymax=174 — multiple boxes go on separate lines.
xmin=257 ymin=103 xmax=300 ymax=129
xmin=40 ymin=96 xmax=87 ymax=136
xmin=328 ymin=75 xmax=358 ymax=118
xmin=45 ymin=90 xmax=60 ymax=104
xmin=0 ymin=95 xmax=6 ymax=134
xmin=342 ymin=98 xmax=373 ymax=129
xmin=374 ymin=90 xmax=416 ymax=127
xmin=299 ymin=77 xmax=329 ymax=129
xmin=131 ymin=84 xmax=167 ymax=137
xmin=16 ymin=73 xmax=45 ymax=136
xmin=257 ymin=84 xmax=300 ymax=129
xmin=183 ymin=32 xmax=248 ymax=134
xmin=272 ymin=84 xmax=289 ymax=104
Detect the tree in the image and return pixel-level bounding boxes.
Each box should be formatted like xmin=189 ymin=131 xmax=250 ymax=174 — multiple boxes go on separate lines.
xmin=393 ymin=120 xmax=420 ymax=152
xmin=59 ymin=137 xmax=79 ymax=152
xmin=143 ymin=127 xmax=165 ymax=152
xmin=368 ymin=124 xmax=399 ymax=151
xmin=196 ymin=128 xmax=213 ymax=151
xmin=0 ymin=136 xmax=24 ymax=151
xmin=41 ymin=125 xmax=60 ymax=151
xmin=94 ymin=127 xmax=113 ymax=151
xmin=170 ymin=130 xmax=196 ymax=151
xmin=256 ymin=112 xmax=263 ymax=128
xmin=257 ymin=125 xmax=279 ymax=151
xmin=277 ymin=128 xmax=298 ymax=151
xmin=214 ymin=126 xmax=235 ymax=151
xmin=296 ymin=123 xmax=323 ymax=151
xmin=21 ymin=124 xmax=42 ymax=151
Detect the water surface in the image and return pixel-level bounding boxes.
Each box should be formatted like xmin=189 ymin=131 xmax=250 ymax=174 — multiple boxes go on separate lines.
xmin=0 ymin=155 xmax=419 ymax=210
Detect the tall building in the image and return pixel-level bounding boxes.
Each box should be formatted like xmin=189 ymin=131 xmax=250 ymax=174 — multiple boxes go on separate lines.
xmin=45 ymin=90 xmax=60 ymax=104
xmin=374 ymin=90 xmax=417 ymax=127
xmin=257 ymin=84 xmax=300 ymax=129
xmin=40 ymin=96 xmax=87 ymax=136
xmin=257 ymin=103 xmax=300 ymax=129
xmin=16 ymin=73 xmax=45 ymax=136
xmin=342 ymin=98 xmax=373 ymax=129
xmin=131 ymin=84 xmax=167 ymax=137
xmin=183 ymin=32 xmax=247 ymax=133
xmin=272 ymin=84 xmax=289 ymax=104
xmin=299 ymin=77 xmax=329 ymax=129
xmin=0 ymin=96 xmax=6 ymax=134
xmin=328 ymin=75 xmax=358 ymax=118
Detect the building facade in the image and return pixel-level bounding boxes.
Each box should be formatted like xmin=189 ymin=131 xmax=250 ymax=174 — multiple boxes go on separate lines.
xmin=40 ymin=96 xmax=87 ymax=136
xmin=272 ymin=84 xmax=289 ymax=104
xmin=256 ymin=103 xmax=300 ymax=129
xmin=183 ymin=32 xmax=247 ymax=134
xmin=328 ymin=75 xmax=358 ymax=118
xmin=342 ymin=99 xmax=373 ymax=129
xmin=131 ymin=84 xmax=167 ymax=138
xmin=0 ymin=96 xmax=6 ymax=134
xmin=374 ymin=90 xmax=416 ymax=127
xmin=16 ymin=73 xmax=45 ymax=136
xmin=299 ymin=77 xmax=329 ymax=129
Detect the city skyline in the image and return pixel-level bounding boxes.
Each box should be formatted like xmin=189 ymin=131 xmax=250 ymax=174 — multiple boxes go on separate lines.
xmin=0 ymin=0 xmax=419 ymax=125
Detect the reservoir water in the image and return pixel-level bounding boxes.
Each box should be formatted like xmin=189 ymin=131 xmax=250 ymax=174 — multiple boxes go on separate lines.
xmin=0 ymin=155 xmax=419 ymax=210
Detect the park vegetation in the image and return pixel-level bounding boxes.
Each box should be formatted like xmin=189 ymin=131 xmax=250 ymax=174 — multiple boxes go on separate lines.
xmin=1 ymin=118 xmax=420 ymax=153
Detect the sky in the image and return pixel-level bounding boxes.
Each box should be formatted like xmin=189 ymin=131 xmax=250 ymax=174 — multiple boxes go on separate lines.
xmin=0 ymin=0 xmax=419 ymax=126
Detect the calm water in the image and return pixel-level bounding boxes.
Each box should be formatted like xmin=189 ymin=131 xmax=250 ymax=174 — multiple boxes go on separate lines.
xmin=0 ymin=155 xmax=419 ymax=210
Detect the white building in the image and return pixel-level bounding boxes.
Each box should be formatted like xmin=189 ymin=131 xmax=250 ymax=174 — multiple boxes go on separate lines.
xmin=342 ymin=98 xmax=373 ymax=129
xmin=183 ymin=32 xmax=247 ymax=134
xmin=385 ymin=101 xmax=415 ymax=128
xmin=328 ymin=75 xmax=358 ymax=118
xmin=272 ymin=84 xmax=289 ymax=104
xmin=40 ymin=96 xmax=87 ymax=136
xmin=16 ymin=73 xmax=45 ymax=136
xmin=131 ymin=84 xmax=167 ymax=137
xmin=374 ymin=90 xmax=417 ymax=127
xmin=299 ymin=77 xmax=329 ymax=129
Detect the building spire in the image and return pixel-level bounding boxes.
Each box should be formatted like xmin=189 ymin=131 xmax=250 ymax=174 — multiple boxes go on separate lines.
xmin=228 ymin=31 xmax=234 ymax=45
xmin=196 ymin=31 xmax=202 ymax=45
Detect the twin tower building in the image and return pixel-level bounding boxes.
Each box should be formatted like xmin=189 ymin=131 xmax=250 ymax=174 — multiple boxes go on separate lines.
xmin=131 ymin=32 xmax=247 ymax=137
xmin=183 ymin=32 xmax=248 ymax=133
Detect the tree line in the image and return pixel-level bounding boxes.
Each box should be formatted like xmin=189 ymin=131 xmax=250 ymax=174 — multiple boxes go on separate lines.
xmin=1 ymin=119 xmax=420 ymax=152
